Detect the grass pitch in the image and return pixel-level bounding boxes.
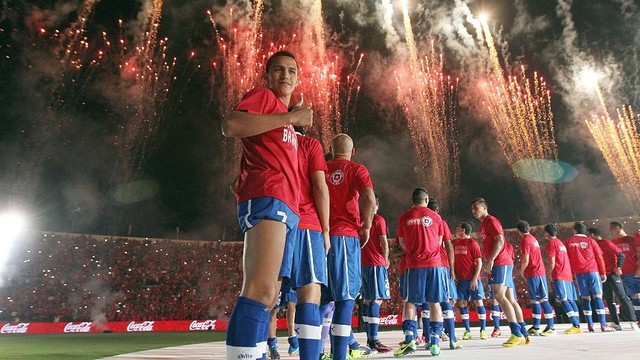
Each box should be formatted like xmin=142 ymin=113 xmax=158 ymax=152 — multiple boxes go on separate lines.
xmin=0 ymin=331 xmax=226 ymax=359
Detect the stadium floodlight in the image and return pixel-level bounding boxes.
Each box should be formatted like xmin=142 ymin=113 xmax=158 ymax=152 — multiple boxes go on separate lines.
xmin=0 ymin=211 xmax=26 ymax=246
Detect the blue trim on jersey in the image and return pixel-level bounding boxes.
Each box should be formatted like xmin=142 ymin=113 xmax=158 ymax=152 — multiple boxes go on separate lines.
xmin=237 ymin=197 xmax=299 ymax=233
xmin=455 ymin=279 xmax=486 ymax=301
xmin=621 ymin=275 xmax=640 ymax=296
xmin=552 ymin=279 xmax=578 ymax=301
xmin=327 ymin=236 xmax=361 ymax=301
xmin=489 ymin=265 xmax=515 ymax=289
xmin=575 ymin=272 xmax=603 ymax=297
xmin=361 ymin=266 xmax=391 ymax=300
xmin=283 ymin=228 xmax=328 ymax=288
xmin=405 ymin=267 xmax=449 ymax=304
xmin=525 ymin=276 xmax=550 ymax=301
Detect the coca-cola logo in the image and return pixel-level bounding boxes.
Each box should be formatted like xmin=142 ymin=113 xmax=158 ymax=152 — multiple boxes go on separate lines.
xmin=64 ymin=322 xmax=92 ymax=333
xmin=189 ymin=320 xmax=217 ymax=331
xmin=1 ymin=323 xmax=30 ymax=334
xmin=126 ymin=321 xmax=154 ymax=332
xmin=379 ymin=315 xmax=399 ymax=326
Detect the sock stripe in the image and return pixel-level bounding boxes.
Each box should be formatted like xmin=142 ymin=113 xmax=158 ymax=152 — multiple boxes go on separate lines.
xmin=295 ymin=324 xmax=322 ymax=340
xmin=369 ymin=317 xmax=380 ymax=324
xmin=227 ymin=345 xmax=263 ymax=359
xmin=331 ymin=324 xmax=351 ymax=337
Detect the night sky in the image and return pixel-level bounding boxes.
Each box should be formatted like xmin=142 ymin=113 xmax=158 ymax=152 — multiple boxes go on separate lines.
xmin=1 ymin=0 xmax=639 ymax=241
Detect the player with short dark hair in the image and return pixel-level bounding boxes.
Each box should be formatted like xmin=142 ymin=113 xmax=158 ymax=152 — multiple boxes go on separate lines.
xmin=610 ymin=221 xmax=640 ymax=325
xmin=471 ymin=198 xmax=528 ymax=347
xmin=453 ymin=222 xmax=488 ymax=340
xmin=565 ymin=222 xmax=616 ymax=332
xmin=222 ymin=50 xmax=313 ymax=360
xmin=325 ymin=134 xmax=376 ymax=360
xmin=516 ymin=220 xmax=556 ymax=336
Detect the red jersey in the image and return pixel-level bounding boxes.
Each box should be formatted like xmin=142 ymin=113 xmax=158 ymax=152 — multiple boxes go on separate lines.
xmin=296 ymin=135 xmax=327 ymax=231
xmin=361 ymin=214 xmax=388 ymax=267
xmin=478 ymin=215 xmax=512 ymax=266
xmin=397 ymin=206 xmax=444 ymax=268
xmin=546 ymin=237 xmax=573 ymax=281
xmin=326 ymin=158 xmax=373 ymax=237
xmin=565 ymin=234 xmax=606 ymax=275
xmin=234 ymin=87 xmax=300 ymax=214
xmin=520 ymin=233 xmax=546 ymax=277
xmin=439 ymin=222 xmax=453 ymax=268
xmin=596 ymin=239 xmax=622 ymax=275
xmin=453 ymin=237 xmax=483 ymax=280
xmin=612 ymin=235 xmax=640 ymax=275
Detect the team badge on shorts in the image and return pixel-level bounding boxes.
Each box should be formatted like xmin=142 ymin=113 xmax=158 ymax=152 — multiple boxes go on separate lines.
xmin=330 ymin=170 xmax=344 ymax=185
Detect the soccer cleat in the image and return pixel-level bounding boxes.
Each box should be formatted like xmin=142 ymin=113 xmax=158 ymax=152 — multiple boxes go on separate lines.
xmin=601 ymin=325 xmax=616 ymax=332
xmin=393 ymin=340 xmax=416 ymax=358
xmin=480 ymin=330 xmax=488 ymax=340
xmin=630 ymin=322 xmax=640 ymax=331
xmin=491 ymin=327 xmax=501 ymax=338
xmin=369 ymin=340 xmax=392 ymax=353
xmin=449 ymin=341 xmax=463 ymax=350
xmin=524 ymin=336 xmax=531 ymax=345
xmin=429 ymin=344 xmax=441 ymax=357
xmin=612 ymin=323 xmax=623 ymax=331
xmin=288 ymin=346 xmax=300 ymax=356
xmin=501 ymin=334 xmax=525 ymax=348
xmin=527 ymin=327 xmax=541 ymax=336
xmin=462 ymin=331 xmax=472 ymax=340
xmin=540 ymin=328 xmax=557 ymax=336
xmin=415 ymin=335 xmax=426 ymax=345
xmin=440 ymin=332 xmax=449 ymax=342
xmin=269 ymin=346 xmax=281 ymax=360
xmin=319 ymin=353 xmax=331 ymax=360
xmin=588 ymin=325 xmax=595 ymax=333
xmin=564 ymin=326 xmax=583 ymax=334
xmin=349 ymin=347 xmax=375 ymax=359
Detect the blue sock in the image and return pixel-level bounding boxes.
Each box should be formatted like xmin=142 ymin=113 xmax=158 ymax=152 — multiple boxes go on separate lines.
xmin=477 ymin=305 xmax=487 ymax=331
xmin=259 ymin=308 xmax=271 ymax=360
xmin=348 ymin=330 xmax=359 ymax=350
xmin=561 ymin=300 xmax=579 ymax=327
xmin=541 ymin=301 xmax=555 ymax=329
xmin=267 ymin=337 xmax=277 ymax=348
xmin=594 ymin=297 xmax=607 ymax=327
xmin=288 ymin=336 xmax=299 ymax=349
xmin=441 ymin=302 xmax=457 ymax=342
xmin=531 ymin=302 xmax=542 ymax=329
xmin=430 ymin=321 xmax=443 ymax=347
xmin=331 ymin=300 xmax=354 ymax=360
xmin=492 ymin=304 xmax=501 ymax=329
xmin=508 ymin=322 xmax=523 ymax=337
xmin=401 ymin=319 xmax=416 ymax=343
xmin=370 ymin=302 xmax=380 ymax=342
xmin=225 ymin=297 xmax=268 ymax=359
xmin=519 ymin=322 xmax=527 ymax=337
xmin=421 ymin=305 xmax=431 ymax=337
xmin=294 ymin=303 xmax=320 ymax=359
xmin=582 ymin=298 xmax=594 ymax=328
xmin=460 ymin=307 xmax=470 ymax=331
xmin=362 ymin=302 xmax=370 ymax=341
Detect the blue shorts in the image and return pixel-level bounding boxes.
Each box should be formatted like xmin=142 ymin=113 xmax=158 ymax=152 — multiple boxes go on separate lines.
xmin=281 ymin=228 xmax=328 ymax=287
xmin=327 ymin=236 xmax=361 ymax=301
xmin=456 ymin=279 xmax=486 ymax=301
xmin=526 ymin=276 xmax=550 ymax=301
xmin=361 ymin=266 xmax=391 ymax=300
xmin=489 ymin=265 xmax=515 ymax=289
xmin=237 ymin=197 xmax=299 ymax=233
xmin=275 ymin=278 xmax=297 ymax=309
xmin=405 ymin=267 xmax=449 ymax=304
xmin=621 ymin=275 xmax=640 ymax=296
xmin=399 ymin=273 xmax=407 ymax=300
xmin=552 ymin=279 xmax=578 ymax=301
xmin=575 ymin=272 xmax=603 ymax=297
xmin=446 ymin=269 xmax=458 ymax=300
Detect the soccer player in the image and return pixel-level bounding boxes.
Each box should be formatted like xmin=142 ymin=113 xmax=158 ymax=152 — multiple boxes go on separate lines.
xmin=610 ymin=221 xmax=640 ymax=324
xmin=325 ymin=134 xmax=376 ymax=360
xmin=222 ymin=51 xmax=313 ymax=359
xmin=471 ymin=198 xmax=528 ymax=347
xmin=544 ymin=223 xmax=582 ymax=334
xmin=395 ymin=187 xmax=447 ymax=357
xmin=453 ymin=222 xmax=488 ymax=340
xmin=588 ymin=227 xmax=639 ymax=331
xmin=516 ymin=220 xmax=556 ymax=336
xmin=360 ymin=194 xmax=393 ymax=353
xmin=565 ymin=222 xmax=616 ymax=332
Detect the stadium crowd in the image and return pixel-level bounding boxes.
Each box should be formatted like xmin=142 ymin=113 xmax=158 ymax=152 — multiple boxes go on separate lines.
xmin=0 ymin=217 xmax=634 ymax=324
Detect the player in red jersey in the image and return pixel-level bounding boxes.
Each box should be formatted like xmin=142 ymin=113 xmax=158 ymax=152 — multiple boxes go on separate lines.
xmin=325 ymin=134 xmax=375 ymax=360
xmin=222 ymin=51 xmax=313 ymax=360
xmin=543 ymin=223 xmax=582 ymax=334
xmin=516 ymin=220 xmax=555 ymax=336
xmin=564 ymin=222 xmax=616 ymax=332
xmin=588 ymin=227 xmax=639 ymax=331
xmin=453 ymin=222 xmax=488 ymax=341
xmin=471 ymin=198 xmax=527 ymax=347
xmin=360 ymin=194 xmax=393 ymax=353
xmin=610 ymin=221 xmax=640 ymax=324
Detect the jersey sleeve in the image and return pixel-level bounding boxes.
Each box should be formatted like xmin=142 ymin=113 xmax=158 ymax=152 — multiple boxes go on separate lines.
xmin=376 ymin=215 xmax=388 ymax=239
xmin=470 ymin=240 xmax=482 ymax=259
xmin=547 ymin=241 xmax=557 ymax=258
xmin=235 ymin=88 xmax=277 ymax=114
xmin=354 ymin=164 xmax=373 ymax=191
xmin=307 ymin=138 xmax=328 ymax=173
xmin=520 ymin=237 xmax=531 ymax=255
xmin=442 ymin=222 xmax=453 ymax=241
xmin=487 ymin=217 xmax=503 ymax=235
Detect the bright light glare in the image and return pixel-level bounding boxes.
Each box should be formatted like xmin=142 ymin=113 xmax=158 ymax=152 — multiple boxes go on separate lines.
xmin=580 ymin=68 xmax=600 ymax=88
xmin=0 ymin=212 xmax=26 ymax=244
xmin=478 ymin=12 xmax=489 ymax=24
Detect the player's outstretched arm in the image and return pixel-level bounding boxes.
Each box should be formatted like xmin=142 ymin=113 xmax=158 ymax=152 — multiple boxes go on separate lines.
xmin=222 ymin=107 xmax=312 ymax=138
